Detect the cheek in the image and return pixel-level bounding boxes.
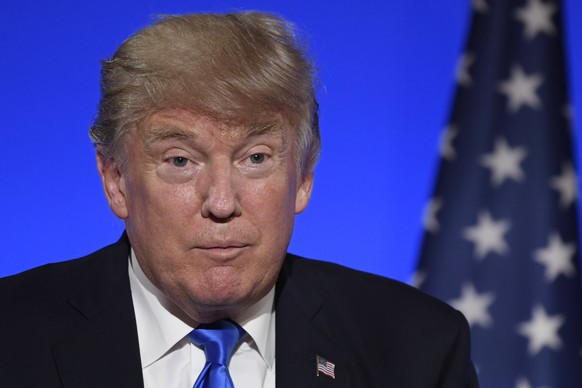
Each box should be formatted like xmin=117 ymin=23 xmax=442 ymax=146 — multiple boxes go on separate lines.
xmin=124 ymin=177 xmax=200 ymax=239
xmin=248 ymin=178 xmax=297 ymax=217
xmin=245 ymin=179 xmax=298 ymax=245
xmin=130 ymin=173 xmax=194 ymax=210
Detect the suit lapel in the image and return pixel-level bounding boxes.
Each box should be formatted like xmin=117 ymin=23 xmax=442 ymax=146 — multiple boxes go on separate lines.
xmin=51 ymin=235 xmax=144 ymax=387
xmin=275 ymin=256 xmax=352 ymax=388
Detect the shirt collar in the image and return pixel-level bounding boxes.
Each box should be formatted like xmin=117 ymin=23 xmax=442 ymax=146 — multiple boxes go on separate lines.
xmin=234 ymin=283 xmax=276 ymax=369
xmin=128 ymin=249 xmax=276 ymax=369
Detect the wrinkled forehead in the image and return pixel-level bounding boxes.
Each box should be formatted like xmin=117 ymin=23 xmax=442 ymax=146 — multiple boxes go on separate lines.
xmin=134 ymin=108 xmax=292 ymax=145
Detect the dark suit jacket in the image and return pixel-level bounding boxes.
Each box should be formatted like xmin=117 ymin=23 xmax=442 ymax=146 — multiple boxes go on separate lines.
xmin=0 ymin=236 xmax=478 ymax=387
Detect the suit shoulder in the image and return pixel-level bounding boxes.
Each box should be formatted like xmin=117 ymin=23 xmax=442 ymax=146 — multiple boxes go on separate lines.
xmin=285 ymin=254 xmax=464 ymax=325
xmin=0 ymin=238 xmax=129 ymax=309
xmin=281 ymin=255 xmax=476 ymax=387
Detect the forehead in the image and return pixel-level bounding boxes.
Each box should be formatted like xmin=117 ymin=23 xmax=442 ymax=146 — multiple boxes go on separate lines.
xmin=137 ymin=109 xmax=290 ymax=144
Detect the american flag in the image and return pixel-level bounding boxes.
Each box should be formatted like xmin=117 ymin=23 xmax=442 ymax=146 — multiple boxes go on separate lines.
xmin=416 ymin=0 xmax=582 ymax=386
xmin=316 ymin=354 xmax=336 ymax=379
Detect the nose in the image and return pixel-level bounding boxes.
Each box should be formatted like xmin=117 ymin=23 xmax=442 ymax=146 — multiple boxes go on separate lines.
xmin=199 ymin=161 xmax=241 ymax=220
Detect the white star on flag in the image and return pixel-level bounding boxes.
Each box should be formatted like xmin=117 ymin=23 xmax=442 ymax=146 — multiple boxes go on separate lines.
xmin=515 ymin=377 xmax=550 ymax=388
xmin=456 ymin=52 xmax=475 ymax=87
xmin=423 ymin=197 xmax=443 ymax=234
xmin=440 ymin=125 xmax=459 ymax=161
xmin=449 ymin=283 xmax=495 ymax=328
xmin=562 ymin=103 xmax=575 ymax=122
xmin=514 ymin=0 xmax=557 ymax=39
xmin=411 ymin=270 xmax=427 ymax=288
xmin=480 ymin=137 xmax=527 ymax=186
xmin=517 ymin=305 xmax=565 ymax=356
xmin=534 ymin=232 xmax=576 ymax=282
xmin=515 ymin=377 xmax=532 ymax=388
xmin=472 ymin=0 xmax=489 ymax=13
xmin=551 ymin=163 xmax=578 ymax=208
xmin=498 ymin=65 xmax=544 ymax=113
xmin=463 ymin=210 xmax=511 ymax=259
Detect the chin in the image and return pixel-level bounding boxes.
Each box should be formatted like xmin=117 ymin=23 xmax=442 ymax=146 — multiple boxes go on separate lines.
xmin=186 ymin=295 xmax=249 ymax=323
xmin=189 ymin=282 xmax=268 ymax=318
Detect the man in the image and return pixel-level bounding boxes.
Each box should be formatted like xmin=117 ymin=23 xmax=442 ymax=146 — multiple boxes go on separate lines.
xmin=0 ymin=12 xmax=478 ymax=387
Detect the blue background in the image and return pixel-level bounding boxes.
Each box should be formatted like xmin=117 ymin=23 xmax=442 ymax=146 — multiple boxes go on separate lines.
xmin=1 ymin=0 xmax=581 ymax=282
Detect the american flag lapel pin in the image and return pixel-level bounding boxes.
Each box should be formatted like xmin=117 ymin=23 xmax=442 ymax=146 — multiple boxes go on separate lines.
xmin=316 ymin=354 xmax=336 ymax=379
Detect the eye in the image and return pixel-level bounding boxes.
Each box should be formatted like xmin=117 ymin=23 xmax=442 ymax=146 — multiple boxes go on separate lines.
xmin=249 ymin=153 xmax=266 ymax=164
xmin=171 ymin=157 xmax=189 ymax=167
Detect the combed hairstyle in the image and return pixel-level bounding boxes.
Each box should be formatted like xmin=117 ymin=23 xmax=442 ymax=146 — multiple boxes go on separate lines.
xmin=89 ymin=11 xmax=320 ymax=176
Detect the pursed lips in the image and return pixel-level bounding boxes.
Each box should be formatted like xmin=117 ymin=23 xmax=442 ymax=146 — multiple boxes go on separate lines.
xmin=193 ymin=241 xmax=250 ymax=258
xmin=197 ymin=240 xmax=248 ymax=248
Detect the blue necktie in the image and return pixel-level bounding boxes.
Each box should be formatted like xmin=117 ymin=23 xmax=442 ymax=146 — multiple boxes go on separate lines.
xmin=189 ymin=320 xmax=246 ymax=388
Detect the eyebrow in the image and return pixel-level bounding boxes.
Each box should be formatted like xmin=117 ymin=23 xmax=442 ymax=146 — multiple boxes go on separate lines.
xmin=243 ymin=122 xmax=288 ymax=146
xmin=145 ymin=125 xmax=199 ymax=144
xmin=143 ymin=120 xmax=288 ymax=150
xmin=142 ymin=125 xmax=197 ymax=155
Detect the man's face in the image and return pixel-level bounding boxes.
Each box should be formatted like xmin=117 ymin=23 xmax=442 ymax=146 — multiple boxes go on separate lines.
xmin=98 ymin=109 xmax=313 ymax=323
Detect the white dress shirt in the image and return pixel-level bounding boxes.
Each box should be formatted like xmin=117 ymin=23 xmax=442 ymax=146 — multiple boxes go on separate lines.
xmin=128 ymin=250 xmax=276 ymax=388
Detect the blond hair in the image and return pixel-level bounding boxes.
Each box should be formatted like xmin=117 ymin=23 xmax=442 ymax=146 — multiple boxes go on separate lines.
xmin=89 ymin=11 xmax=320 ymax=175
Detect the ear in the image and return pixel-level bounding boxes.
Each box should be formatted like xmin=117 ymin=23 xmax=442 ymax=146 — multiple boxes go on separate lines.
xmin=295 ymin=172 xmax=314 ymax=214
xmin=96 ymin=151 xmax=129 ymax=219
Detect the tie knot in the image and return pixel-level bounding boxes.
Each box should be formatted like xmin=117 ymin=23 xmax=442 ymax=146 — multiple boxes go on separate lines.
xmin=189 ymin=320 xmax=245 ymax=366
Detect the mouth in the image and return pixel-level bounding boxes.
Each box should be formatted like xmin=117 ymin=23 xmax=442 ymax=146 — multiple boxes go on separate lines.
xmin=193 ymin=242 xmax=250 ymax=259
xmin=197 ymin=240 xmax=248 ymax=249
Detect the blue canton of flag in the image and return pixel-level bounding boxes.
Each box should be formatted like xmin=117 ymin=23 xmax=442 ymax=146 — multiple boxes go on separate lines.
xmin=416 ymin=0 xmax=582 ymax=387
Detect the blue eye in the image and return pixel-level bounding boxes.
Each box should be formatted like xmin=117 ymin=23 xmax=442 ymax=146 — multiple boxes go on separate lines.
xmin=171 ymin=157 xmax=189 ymax=167
xmin=249 ymin=153 xmax=265 ymax=164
